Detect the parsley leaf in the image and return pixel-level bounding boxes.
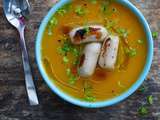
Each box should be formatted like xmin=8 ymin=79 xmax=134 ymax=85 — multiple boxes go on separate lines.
xmin=152 ymin=31 xmax=158 ymax=39
xmin=138 ymin=106 xmax=149 ymax=116
xmin=147 ymin=95 xmax=153 ymax=105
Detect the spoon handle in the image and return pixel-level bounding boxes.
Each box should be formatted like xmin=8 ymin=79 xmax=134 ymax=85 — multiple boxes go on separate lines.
xmin=18 ymin=26 xmax=39 ymax=106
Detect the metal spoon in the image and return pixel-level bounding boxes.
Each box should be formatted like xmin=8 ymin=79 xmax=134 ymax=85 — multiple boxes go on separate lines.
xmin=3 ymin=0 xmax=39 ymax=106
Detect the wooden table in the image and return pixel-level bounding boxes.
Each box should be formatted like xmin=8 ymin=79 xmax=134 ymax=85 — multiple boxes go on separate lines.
xmin=0 ymin=0 xmax=159 ymax=120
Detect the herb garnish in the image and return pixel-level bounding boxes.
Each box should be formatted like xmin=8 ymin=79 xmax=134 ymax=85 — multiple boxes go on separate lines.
xmin=66 ymin=68 xmax=71 ymax=76
xmin=147 ymin=95 xmax=153 ymax=105
xmin=125 ymin=47 xmax=137 ymax=57
xmin=68 ymin=74 xmax=77 ymax=85
xmin=48 ymin=3 xmax=72 ymax=35
xmin=138 ymin=85 xmax=148 ymax=93
xmin=57 ymin=37 xmax=77 ymax=55
xmin=116 ymin=28 xmax=129 ymax=38
xmin=57 ymin=37 xmax=81 ymax=85
xmin=137 ymin=84 xmax=154 ymax=117
xmin=84 ymin=96 xmax=96 ymax=102
xmin=105 ymin=20 xmax=118 ymax=30
xmin=152 ymin=31 xmax=158 ymax=39
xmin=57 ymin=8 xmax=66 ymax=16
xmin=89 ymin=0 xmax=97 ymax=4
xmin=63 ymin=56 xmax=69 ymax=64
xmin=137 ymin=39 xmax=144 ymax=44
xmin=101 ymin=3 xmax=109 ymax=13
xmin=84 ymin=26 xmax=90 ymax=35
xmin=75 ymin=6 xmax=86 ymax=16
xmin=118 ymin=81 xmax=125 ymax=88
xmin=101 ymin=0 xmax=117 ymax=14
xmin=48 ymin=17 xmax=58 ymax=35
xmin=83 ymin=81 xmax=96 ymax=102
xmin=66 ymin=68 xmax=78 ymax=85
xmin=137 ymin=95 xmax=154 ymax=116
xmin=138 ymin=106 xmax=149 ymax=116
xmin=57 ymin=3 xmax=72 ymax=16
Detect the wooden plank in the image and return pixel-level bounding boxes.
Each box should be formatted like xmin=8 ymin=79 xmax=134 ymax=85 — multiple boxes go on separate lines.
xmin=0 ymin=0 xmax=159 ymax=120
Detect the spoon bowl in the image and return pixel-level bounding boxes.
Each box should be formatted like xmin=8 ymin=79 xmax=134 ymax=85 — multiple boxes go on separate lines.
xmin=3 ymin=0 xmax=30 ymax=28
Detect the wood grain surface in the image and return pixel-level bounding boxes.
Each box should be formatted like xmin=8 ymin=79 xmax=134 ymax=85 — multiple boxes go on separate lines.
xmin=0 ymin=0 xmax=160 ymax=120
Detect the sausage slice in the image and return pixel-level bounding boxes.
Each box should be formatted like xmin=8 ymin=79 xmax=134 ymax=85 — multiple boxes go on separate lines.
xmin=69 ymin=25 xmax=108 ymax=45
xmin=98 ymin=35 xmax=119 ymax=70
xmin=79 ymin=43 xmax=102 ymax=77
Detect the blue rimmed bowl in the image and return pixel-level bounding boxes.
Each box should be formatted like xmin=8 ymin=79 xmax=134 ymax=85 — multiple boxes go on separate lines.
xmin=35 ymin=0 xmax=153 ymax=108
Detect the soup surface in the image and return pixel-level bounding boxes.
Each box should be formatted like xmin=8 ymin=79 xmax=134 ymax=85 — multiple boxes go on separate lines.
xmin=41 ymin=0 xmax=147 ymax=102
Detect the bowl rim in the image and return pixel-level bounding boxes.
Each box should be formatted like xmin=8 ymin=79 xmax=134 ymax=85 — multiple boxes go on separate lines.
xmin=35 ymin=0 xmax=153 ymax=108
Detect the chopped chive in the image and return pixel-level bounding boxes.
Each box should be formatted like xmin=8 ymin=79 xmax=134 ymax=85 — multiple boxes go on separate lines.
xmin=57 ymin=8 xmax=66 ymax=16
xmin=57 ymin=47 xmax=65 ymax=55
xmin=138 ymin=106 xmax=149 ymax=116
xmin=105 ymin=20 xmax=118 ymax=29
xmin=116 ymin=28 xmax=128 ymax=38
xmin=137 ymin=39 xmax=144 ymax=44
xmin=57 ymin=39 xmax=72 ymax=55
xmin=57 ymin=38 xmax=81 ymax=66
xmin=75 ymin=6 xmax=86 ymax=16
xmin=66 ymin=68 xmax=71 ymax=76
xmin=72 ymin=48 xmax=80 ymax=57
xmin=147 ymin=95 xmax=153 ymax=105
xmin=101 ymin=0 xmax=117 ymax=14
xmin=152 ymin=31 xmax=158 ymax=39
xmin=84 ymin=96 xmax=96 ymax=102
xmin=63 ymin=56 xmax=69 ymax=63
xmin=57 ymin=3 xmax=72 ymax=16
xmin=73 ymin=59 xmax=80 ymax=66
xmin=89 ymin=0 xmax=97 ymax=4
xmin=101 ymin=0 xmax=111 ymax=13
xmin=50 ymin=17 xmax=58 ymax=26
xmin=48 ymin=17 xmax=58 ymax=35
xmin=125 ymin=48 xmax=137 ymax=57
xmin=68 ymin=75 xmax=77 ymax=85
xmin=118 ymin=81 xmax=125 ymax=88
xmin=83 ymin=81 xmax=96 ymax=102
xmin=84 ymin=26 xmax=90 ymax=34
xmin=101 ymin=4 xmax=108 ymax=13
xmin=64 ymin=3 xmax=72 ymax=11
xmin=66 ymin=68 xmax=78 ymax=85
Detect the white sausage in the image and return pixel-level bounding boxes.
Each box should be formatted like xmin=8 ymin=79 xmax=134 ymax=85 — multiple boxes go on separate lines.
xmin=69 ymin=25 xmax=108 ymax=45
xmin=79 ymin=43 xmax=102 ymax=77
xmin=98 ymin=35 xmax=119 ymax=70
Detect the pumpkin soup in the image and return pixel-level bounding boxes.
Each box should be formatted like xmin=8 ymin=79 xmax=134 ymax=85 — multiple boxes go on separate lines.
xmin=41 ymin=0 xmax=147 ymax=102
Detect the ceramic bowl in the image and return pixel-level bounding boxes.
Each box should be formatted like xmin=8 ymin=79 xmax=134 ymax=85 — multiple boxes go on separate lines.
xmin=35 ymin=0 xmax=153 ymax=108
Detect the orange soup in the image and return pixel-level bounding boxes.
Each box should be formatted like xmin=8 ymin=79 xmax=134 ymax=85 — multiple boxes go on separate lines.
xmin=41 ymin=0 xmax=147 ymax=102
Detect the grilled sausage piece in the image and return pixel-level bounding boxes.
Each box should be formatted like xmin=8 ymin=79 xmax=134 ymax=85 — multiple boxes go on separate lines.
xmin=79 ymin=43 xmax=102 ymax=77
xmin=69 ymin=25 xmax=108 ymax=45
xmin=98 ymin=35 xmax=119 ymax=70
